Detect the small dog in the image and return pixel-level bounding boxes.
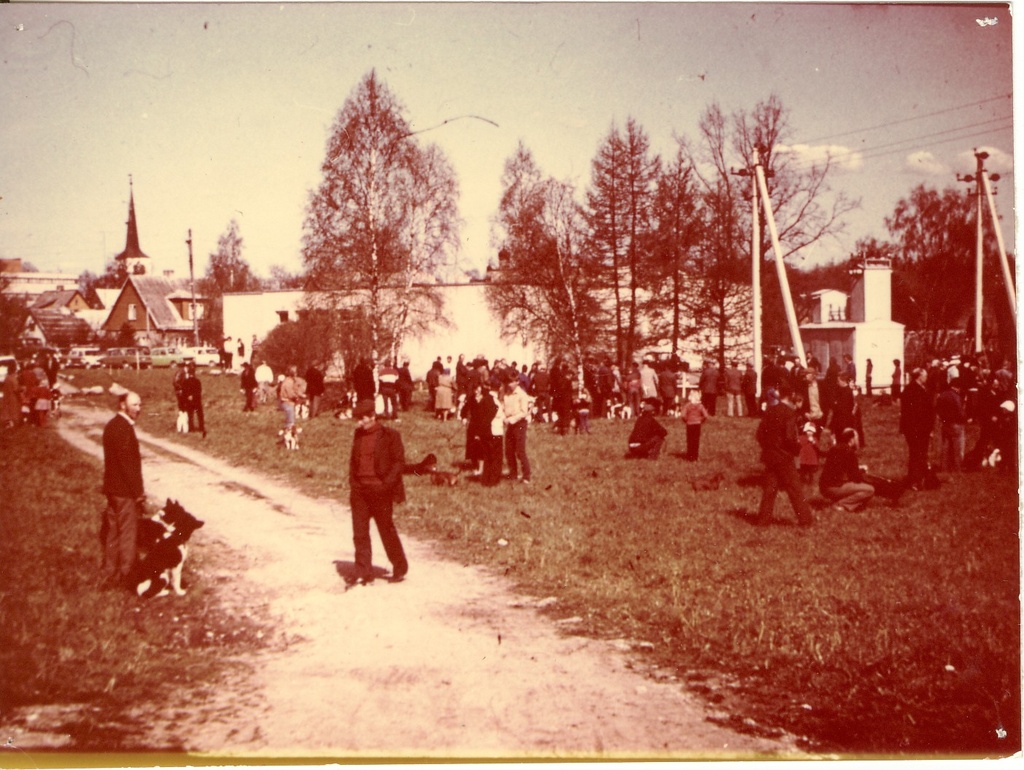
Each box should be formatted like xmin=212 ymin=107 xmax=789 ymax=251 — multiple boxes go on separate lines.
xmin=131 ymin=499 xmax=204 ymax=599
xmin=430 ymin=468 xmax=462 ymax=486
xmin=279 ymin=425 xmax=302 ymax=450
xmin=296 ymin=402 xmax=310 ymax=420
xmin=404 ymin=453 xmax=438 ymax=476
xmin=176 ymin=410 xmax=189 ymax=433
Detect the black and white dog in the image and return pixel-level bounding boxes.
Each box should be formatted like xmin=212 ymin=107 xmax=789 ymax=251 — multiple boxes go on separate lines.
xmin=130 ymin=499 xmax=204 ymax=599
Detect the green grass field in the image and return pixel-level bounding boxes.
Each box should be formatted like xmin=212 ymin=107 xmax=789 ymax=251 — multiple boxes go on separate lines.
xmin=4 ymin=366 xmax=1020 ymax=757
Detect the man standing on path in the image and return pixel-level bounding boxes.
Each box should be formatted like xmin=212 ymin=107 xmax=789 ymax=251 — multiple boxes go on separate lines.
xmin=348 ymin=400 xmax=408 ymax=585
xmin=753 ymin=387 xmax=813 ymax=527
xmin=101 ymin=391 xmax=144 ymax=590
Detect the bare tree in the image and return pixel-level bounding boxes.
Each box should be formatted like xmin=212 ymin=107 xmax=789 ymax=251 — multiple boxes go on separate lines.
xmin=690 ymin=94 xmax=859 ymax=350
xmin=488 ymin=143 xmax=608 ymax=375
xmin=647 ymin=136 xmax=703 ymax=357
xmin=301 ymin=71 xmax=460 ymax=358
xmin=586 ymin=118 xmax=660 ymax=364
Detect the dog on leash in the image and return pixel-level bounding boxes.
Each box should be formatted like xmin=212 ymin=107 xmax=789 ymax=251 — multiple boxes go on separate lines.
xmin=279 ymin=424 xmax=302 ymax=450
xmin=176 ymin=410 xmax=189 ymax=433
xmin=130 ymin=499 xmax=204 ymax=599
xmin=296 ymin=402 xmax=310 ymax=421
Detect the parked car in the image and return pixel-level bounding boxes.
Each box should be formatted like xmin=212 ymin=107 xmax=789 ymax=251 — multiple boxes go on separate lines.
xmin=180 ymin=346 xmax=222 ymax=367
xmin=99 ymin=347 xmax=152 ymax=369
xmin=66 ymin=346 xmax=104 ymax=369
xmin=0 ymin=354 xmax=16 ymax=384
xmin=150 ymin=346 xmax=190 ymax=368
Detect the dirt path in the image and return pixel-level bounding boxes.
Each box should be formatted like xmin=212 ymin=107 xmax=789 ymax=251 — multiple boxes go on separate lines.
xmin=55 ymin=406 xmax=801 ymax=760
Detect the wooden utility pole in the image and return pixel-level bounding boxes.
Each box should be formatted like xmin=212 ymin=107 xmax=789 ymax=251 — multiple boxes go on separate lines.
xmin=754 ymin=151 xmax=806 ymax=367
xmin=187 ymin=229 xmax=198 ymax=346
xmin=958 ymin=149 xmax=1016 ymax=351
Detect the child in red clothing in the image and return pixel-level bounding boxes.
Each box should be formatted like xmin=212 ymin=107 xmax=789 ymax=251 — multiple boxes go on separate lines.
xmin=681 ymin=390 xmax=711 ymax=461
xmin=798 ymin=421 xmax=820 ymax=485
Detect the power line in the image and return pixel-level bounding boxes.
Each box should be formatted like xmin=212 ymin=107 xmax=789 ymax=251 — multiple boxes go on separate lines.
xmin=787 ymin=116 xmax=1012 ymax=171
xmin=800 ymin=92 xmax=1011 ymax=145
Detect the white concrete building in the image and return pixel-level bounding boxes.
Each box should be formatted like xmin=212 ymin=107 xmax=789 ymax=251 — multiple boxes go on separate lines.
xmin=800 ymin=257 xmax=905 ymax=392
xmin=223 ymin=283 xmax=537 ymax=379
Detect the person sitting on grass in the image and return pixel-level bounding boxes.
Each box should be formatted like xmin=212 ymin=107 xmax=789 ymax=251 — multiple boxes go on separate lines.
xmin=626 ymin=402 xmax=668 ymax=460
xmin=818 ymin=427 xmax=875 ymax=512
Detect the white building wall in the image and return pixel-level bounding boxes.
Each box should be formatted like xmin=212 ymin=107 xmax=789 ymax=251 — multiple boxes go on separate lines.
xmin=222 ymin=285 xmax=538 ymax=379
xmin=852 ymin=321 xmax=905 ymax=393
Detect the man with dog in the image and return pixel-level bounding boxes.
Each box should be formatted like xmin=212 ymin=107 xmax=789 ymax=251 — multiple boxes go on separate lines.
xmin=101 ymin=390 xmax=145 ymax=590
xmin=348 ymin=399 xmax=409 ymax=585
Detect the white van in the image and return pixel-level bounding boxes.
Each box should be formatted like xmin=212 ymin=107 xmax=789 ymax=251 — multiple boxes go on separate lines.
xmin=66 ymin=347 xmax=103 ymax=369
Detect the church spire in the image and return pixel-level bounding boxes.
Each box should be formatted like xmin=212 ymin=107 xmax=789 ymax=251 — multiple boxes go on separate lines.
xmin=115 ymin=175 xmax=151 ymax=271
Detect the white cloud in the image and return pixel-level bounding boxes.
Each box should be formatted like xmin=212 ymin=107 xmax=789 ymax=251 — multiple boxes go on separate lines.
xmin=954 ymin=146 xmax=1014 ymax=175
xmin=777 ymin=143 xmax=863 ymax=172
xmin=903 ymin=151 xmax=947 ymax=176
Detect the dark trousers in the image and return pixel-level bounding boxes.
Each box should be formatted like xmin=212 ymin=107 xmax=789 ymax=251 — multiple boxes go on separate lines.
xmin=744 ymin=393 xmax=758 ymax=417
xmin=350 ymin=483 xmax=407 ymax=581
xmin=701 ymin=392 xmax=717 ymax=416
xmin=685 ymin=423 xmax=702 ymax=461
xmin=243 ymin=388 xmax=257 ymax=411
xmin=380 ymin=388 xmax=398 ymax=418
xmin=505 ymin=420 xmax=531 ymax=480
xmin=905 ymin=433 xmax=931 ymax=486
xmin=188 ymin=403 xmax=205 ymax=433
xmin=482 ymin=435 xmax=504 ymax=487
xmin=757 ymin=460 xmax=813 ymax=525
xmin=398 ymin=384 xmax=413 ymax=411
xmin=101 ymin=495 xmax=139 ymax=584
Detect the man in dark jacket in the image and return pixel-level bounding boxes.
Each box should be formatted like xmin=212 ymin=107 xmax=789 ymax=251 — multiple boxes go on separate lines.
xmin=348 ymin=400 xmax=408 ymax=585
xmin=626 ymin=403 xmax=668 ymax=459
xmin=182 ymin=363 xmax=206 ymax=438
xmin=304 ymin=364 xmax=326 ymax=418
xmin=819 ymin=427 xmax=875 ymax=511
xmin=899 ymin=367 xmax=934 ymax=489
xmin=241 ymin=361 xmax=258 ymax=412
xmin=353 ymin=359 xmax=376 ymax=403
xmin=754 ymin=388 xmax=813 ymax=526
xmin=101 ymin=391 xmax=144 ymax=589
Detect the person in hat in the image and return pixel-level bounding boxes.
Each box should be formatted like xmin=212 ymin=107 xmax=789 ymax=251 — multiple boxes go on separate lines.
xmin=347 ymin=399 xmax=408 ymax=585
xmin=797 ymin=420 xmax=821 ymax=486
xmin=626 ymin=402 xmax=668 ymax=460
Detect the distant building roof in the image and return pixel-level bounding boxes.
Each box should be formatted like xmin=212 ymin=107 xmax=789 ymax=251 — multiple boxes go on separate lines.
xmin=26 ymin=308 xmax=94 ymax=346
xmin=32 ymin=289 xmax=83 ymax=311
xmin=130 ymin=275 xmax=201 ymax=330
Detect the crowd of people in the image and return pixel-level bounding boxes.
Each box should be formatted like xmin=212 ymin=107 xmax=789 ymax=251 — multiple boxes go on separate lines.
xmin=1 ymin=350 xmax=61 ymax=429
xmin=752 ymin=350 xmax=1018 ymax=526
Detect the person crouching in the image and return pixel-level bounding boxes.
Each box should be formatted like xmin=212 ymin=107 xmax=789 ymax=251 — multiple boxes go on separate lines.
xmin=626 ymin=402 xmax=668 ymax=459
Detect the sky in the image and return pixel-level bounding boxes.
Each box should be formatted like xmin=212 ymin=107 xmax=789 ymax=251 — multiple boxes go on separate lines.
xmin=0 ymin=2 xmax=1014 ymax=283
